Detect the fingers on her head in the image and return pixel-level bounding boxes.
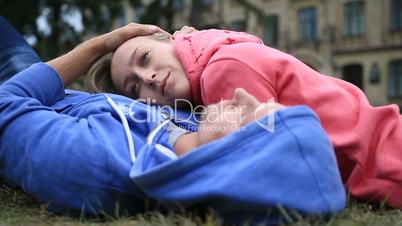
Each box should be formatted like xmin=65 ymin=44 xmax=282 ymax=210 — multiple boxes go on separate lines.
xmin=172 ymin=25 xmax=197 ymax=39
xmin=124 ymin=23 xmax=165 ymax=36
xmin=181 ymin=26 xmax=196 ymax=33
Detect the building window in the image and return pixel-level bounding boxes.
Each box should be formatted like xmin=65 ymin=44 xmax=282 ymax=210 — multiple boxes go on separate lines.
xmin=262 ymin=15 xmax=278 ymax=46
xmin=369 ymin=63 xmax=381 ymax=84
xmin=230 ymin=20 xmax=246 ymax=31
xmin=388 ymin=60 xmax=402 ymax=98
xmin=298 ymin=7 xmax=317 ymax=41
xmin=391 ymin=0 xmax=402 ymax=31
xmin=342 ymin=64 xmax=364 ymax=91
xmin=343 ymin=1 xmax=365 ymax=36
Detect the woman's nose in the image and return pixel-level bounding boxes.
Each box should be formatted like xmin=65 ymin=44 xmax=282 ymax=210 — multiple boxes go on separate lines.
xmin=139 ymin=70 xmax=156 ymax=84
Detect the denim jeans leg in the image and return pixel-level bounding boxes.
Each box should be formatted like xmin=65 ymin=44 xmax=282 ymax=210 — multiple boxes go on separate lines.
xmin=0 ymin=16 xmax=42 ymax=85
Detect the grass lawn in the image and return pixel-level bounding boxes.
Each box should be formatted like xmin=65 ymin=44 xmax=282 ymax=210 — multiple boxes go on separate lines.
xmin=1 ymin=181 xmax=402 ymax=226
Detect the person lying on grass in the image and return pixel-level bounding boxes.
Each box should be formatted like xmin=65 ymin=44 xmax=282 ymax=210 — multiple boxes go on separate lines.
xmin=0 ymin=16 xmax=345 ymax=224
xmin=88 ymin=28 xmax=402 ymax=209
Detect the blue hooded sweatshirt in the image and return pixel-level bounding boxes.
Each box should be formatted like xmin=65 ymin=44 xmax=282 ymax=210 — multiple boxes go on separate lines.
xmin=0 ymin=63 xmax=346 ymax=225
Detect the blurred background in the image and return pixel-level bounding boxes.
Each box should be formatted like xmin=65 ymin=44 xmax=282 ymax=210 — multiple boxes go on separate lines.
xmin=1 ymin=0 xmax=401 ymax=107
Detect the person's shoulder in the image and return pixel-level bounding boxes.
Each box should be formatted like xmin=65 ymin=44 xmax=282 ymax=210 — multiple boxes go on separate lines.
xmin=16 ymin=62 xmax=59 ymax=78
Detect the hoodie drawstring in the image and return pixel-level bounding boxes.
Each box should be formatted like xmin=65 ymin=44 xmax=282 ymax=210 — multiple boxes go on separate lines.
xmin=105 ymin=95 xmax=136 ymax=163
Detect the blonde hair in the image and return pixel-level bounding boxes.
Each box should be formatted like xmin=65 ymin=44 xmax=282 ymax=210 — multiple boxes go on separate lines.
xmin=87 ymin=32 xmax=172 ymax=94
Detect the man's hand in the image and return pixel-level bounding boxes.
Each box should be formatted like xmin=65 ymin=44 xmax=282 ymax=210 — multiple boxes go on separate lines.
xmin=99 ymin=23 xmax=167 ymax=53
xmin=197 ymin=88 xmax=286 ymax=146
xmin=175 ymin=88 xmax=286 ymax=156
xmin=172 ymin=26 xmax=197 ymax=40
xmin=47 ymin=23 xmax=165 ymax=86
xmin=233 ymin=88 xmax=286 ymax=127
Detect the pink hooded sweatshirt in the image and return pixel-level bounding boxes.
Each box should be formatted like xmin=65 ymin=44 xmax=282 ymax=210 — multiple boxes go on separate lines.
xmin=174 ymin=29 xmax=402 ymax=208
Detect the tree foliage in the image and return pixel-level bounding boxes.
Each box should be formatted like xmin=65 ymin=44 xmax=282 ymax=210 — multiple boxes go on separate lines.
xmin=128 ymin=0 xmax=176 ymax=33
xmin=0 ymin=0 xmax=126 ymax=60
xmin=0 ymin=0 xmax=212 ymax=60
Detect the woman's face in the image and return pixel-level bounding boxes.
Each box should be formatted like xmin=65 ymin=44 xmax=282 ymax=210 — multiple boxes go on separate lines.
xmin=111 ymin=36 xmax=192 ymax=107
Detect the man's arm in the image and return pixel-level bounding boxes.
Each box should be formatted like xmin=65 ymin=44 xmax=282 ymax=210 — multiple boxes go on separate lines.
xmin=0 ymin=63 xmax=145 ymax=214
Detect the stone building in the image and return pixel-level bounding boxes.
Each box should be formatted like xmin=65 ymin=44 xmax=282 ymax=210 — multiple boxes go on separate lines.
xmin=169 ymin=0 xmax=402 ymax=106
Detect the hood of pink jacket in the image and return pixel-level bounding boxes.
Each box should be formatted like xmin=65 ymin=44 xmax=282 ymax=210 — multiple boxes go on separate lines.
xmin=174 ymin=29 xmax=263 ymax=105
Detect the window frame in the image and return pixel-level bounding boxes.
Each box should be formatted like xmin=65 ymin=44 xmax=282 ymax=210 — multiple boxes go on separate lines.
xmin=388 ymin=59 xmax=402 ymax=99
xmin=390 ymin=0 xmax=402 ymax=32
xmin=298 ymin=7 xmax=318 ymax=41
xmin=262 ymin=15 xmax=279 ymax=46
xmin=343 ymin=0 xmax=365 ymax=37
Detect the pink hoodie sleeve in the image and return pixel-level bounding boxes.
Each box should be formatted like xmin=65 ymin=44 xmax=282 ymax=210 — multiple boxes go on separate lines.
xmin=200 ymin=57 xmax=277 ymax=105
xmin=200 ymin=42 xmax=402 ymax=209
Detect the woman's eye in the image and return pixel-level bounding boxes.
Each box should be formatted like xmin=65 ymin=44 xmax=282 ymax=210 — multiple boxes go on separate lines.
xmin=139 ymin=51 xmax=150 ymax=66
